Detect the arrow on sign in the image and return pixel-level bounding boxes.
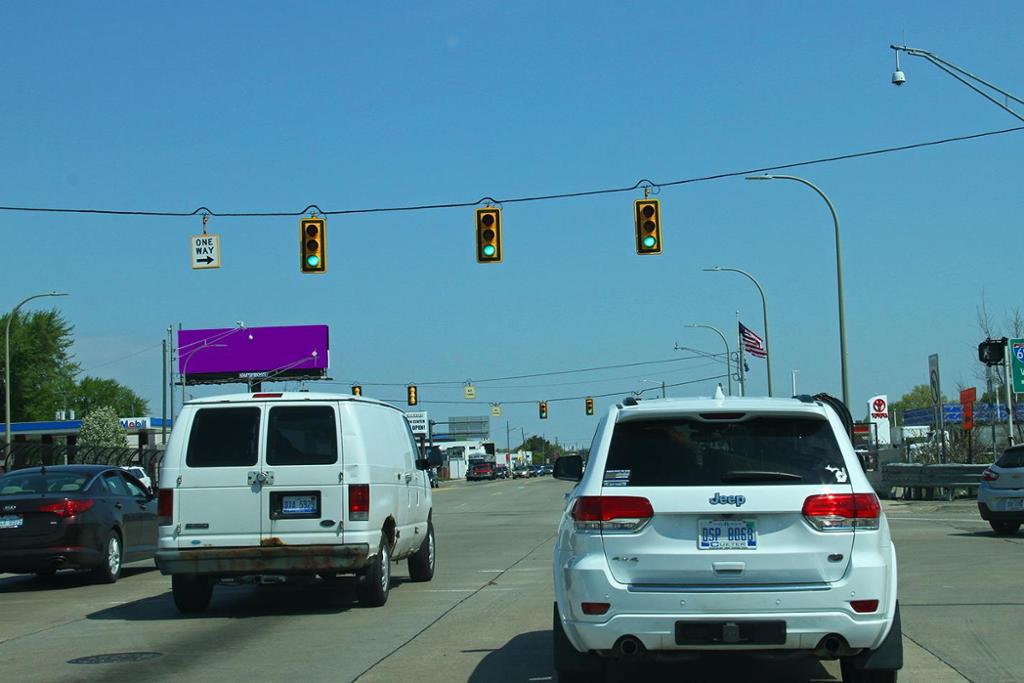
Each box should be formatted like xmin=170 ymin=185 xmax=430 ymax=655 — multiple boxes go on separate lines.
xmin=196 ymin=256 xmax=214 ymax=265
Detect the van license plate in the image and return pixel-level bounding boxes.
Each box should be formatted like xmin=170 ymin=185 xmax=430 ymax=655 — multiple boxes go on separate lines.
xmin=1006 ymin=498 xmax=1024 ymax=511
xmin=0 ymin=515 xmax=23 ymax=529
xmin=282 ymin=495 xmax=317 ymax=515
xmin=698 ymin=519 xmax=757 ymax=550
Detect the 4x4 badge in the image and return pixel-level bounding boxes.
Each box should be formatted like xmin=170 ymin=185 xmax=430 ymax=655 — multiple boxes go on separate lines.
xmin=709 ymin=493 xmax=746 ymax=507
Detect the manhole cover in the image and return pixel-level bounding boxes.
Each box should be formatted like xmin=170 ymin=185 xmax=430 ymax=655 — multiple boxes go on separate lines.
xmin=68 ymin=652 xmax=163 ymax=664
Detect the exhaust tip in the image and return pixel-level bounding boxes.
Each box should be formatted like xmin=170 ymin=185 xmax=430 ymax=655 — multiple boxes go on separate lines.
xmin=815 ymin=633 xmax=851 ymax=658
xmin=614 ymin=635 xmax=645 ymax=658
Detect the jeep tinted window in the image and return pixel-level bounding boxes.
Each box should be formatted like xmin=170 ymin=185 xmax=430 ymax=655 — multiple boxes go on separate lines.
xmin=267 ymin=406 xmax=337 ymax=465
xmin=604 ymin=416 xmax=846 ymax=487
xmin=186 ymin=407 xmax=260 ymax=468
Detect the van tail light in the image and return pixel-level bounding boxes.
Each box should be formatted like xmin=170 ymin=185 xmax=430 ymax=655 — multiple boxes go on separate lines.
xmin=571 ymin=496 xmax=653 ymax=533
xmin=850 ymin=599 xmax=879 ymax=613
xmin=349 ymin=484 xmax=370 ymax=521
xmin=982 ymin=468 xmax=1000 ymax=481
xmin=38 ymin=499 xmax=95 ymax=518
xmin=802 ymin=493 xmax=881 ymax=532
xmin=157 ymin=488 xmax=174 ymax=526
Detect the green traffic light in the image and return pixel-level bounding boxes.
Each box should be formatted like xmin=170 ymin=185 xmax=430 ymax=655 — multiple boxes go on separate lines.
xmin=483 ymin=245 xmax=496 ymax=257
xmin=306 ymin=255 xmax=320 ymax=267
xmin=643 ymin=236 xmax=657 ymax=248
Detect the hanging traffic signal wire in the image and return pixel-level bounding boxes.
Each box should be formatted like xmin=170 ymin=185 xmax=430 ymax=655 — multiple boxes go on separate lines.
xmin=0 ymin=125 xmax=1020 ymax=218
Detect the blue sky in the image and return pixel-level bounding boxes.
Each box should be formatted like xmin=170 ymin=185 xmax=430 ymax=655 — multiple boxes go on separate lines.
xmin=2 ymin=2 xmax=1022 ymax=448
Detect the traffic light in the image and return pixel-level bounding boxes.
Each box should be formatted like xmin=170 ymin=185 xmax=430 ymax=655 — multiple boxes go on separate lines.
xmin=352 ymin=385 xmax=362 ymax=397
xmin=979 ymin=338 xmax=1007 ymax=366
xmin=634 ymin=199 xmax=662 ymax=255
xmin=407 ymin=384 xmax=418 ymax=406
xmin=585 ymin=397 xmax=594 ymax=416
xmin=539 ymin=401 xmax=548 ymax=419
xmin=301 ymin=217 xmax=327 ymax=273
xmin=475 ymin=207 xmax=503 ymax=263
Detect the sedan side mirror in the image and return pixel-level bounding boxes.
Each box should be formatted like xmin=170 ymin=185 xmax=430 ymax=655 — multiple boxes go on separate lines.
xmin=554 ymin=455 xmax=583 ymax=482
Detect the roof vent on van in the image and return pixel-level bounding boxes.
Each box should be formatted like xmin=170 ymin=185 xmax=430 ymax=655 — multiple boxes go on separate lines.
xmin=622 ymin=396 xmax=640 ymax=406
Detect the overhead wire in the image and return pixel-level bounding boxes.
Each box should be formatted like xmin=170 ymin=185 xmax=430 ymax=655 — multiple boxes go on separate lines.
xmin=0 ymin=126 xmax=1021 ymax=218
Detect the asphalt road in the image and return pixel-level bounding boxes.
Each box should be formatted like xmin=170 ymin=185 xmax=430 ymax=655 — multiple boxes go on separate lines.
xmin=0 ymin=479 xmax=1020 ymax=682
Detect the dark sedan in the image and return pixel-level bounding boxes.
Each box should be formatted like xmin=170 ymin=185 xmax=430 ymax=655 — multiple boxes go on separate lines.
xmin=0 ymin=465 xmax=157 ymax=582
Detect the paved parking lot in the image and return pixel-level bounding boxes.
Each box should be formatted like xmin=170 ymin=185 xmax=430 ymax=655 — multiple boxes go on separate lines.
xmin=0 ymin=479 xmax=1020 ymax=682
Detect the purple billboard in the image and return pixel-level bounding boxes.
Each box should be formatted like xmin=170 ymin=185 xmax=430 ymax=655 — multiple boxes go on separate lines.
xmin=177 ymin=325 xmax=329 ymax=384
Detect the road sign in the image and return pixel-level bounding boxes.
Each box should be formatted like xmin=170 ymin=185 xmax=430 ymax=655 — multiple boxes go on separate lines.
xmin=405 ymin=411 xmax=429 ymax=435
xmin=464 ymin=384 xmax=477 ymax=400
xmin=490 ymin=404 xmax=501 ymax=417
xmin=191 ymin=234 xmax=221 ymax=269
xmin=960 ymin=387 xmax=977 ymax=431
xmin=928 ymin=354 xmax=941 ymax=405
xmin=1012 ymin=339 xmax=1024 ymax=394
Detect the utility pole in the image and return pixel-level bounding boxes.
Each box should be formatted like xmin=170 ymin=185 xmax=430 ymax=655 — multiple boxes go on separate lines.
xmin=161 ymin=338 xmax=167 ymax=444
xmin=791 ymin=369 xmax=799 ymax=397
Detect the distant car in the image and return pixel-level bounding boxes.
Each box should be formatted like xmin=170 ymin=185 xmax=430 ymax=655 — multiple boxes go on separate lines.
xmin=427 ymin=468 xmax=439 ymax=488
xmin=978 ymin=445 xmax=1024 ymax=535
xmin=528 ymin=465 xmax=543 ymax=477
xmin=0 ymin=465 xmax=158 ymax=582
xmin=512 ymin=467 xmax=530 ymax=479
xmin=538 ymin=465 xmax=553 ymax=476
xmin=467 ymin=462 xmax=496 ymax=481
xmin=494 ymin=465 xmax=509 ymax=480
xmin=122 ymin=465 xmax=153 ymax=492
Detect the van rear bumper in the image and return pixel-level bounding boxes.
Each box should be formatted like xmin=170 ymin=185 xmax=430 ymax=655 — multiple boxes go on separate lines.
xmin=155 ymin=544 xmax=371 ymax=576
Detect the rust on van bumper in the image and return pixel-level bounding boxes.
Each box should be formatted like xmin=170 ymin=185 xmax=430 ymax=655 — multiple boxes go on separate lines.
xmin=155 ymin=544 xmax=370 ymax=576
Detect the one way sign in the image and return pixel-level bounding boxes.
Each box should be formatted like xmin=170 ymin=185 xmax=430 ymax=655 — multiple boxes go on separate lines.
xmin=191 ymin=234 xmax=221 ymax=270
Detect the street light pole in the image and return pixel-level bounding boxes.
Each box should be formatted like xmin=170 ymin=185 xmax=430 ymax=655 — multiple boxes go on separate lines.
xmin=704 ymin=266 xmax=773 ymax=396
xmin=747 ymin=175 xmax=849 ymax=407
xmin=180 ymin=344 xmax=227 ymax=407
xmin=5 ymin=291 xmax=69 ymax=460
xmin=686 ymin=323 xmax=732 ymax=396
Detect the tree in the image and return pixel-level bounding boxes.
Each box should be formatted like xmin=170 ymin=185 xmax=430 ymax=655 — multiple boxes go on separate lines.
xmin=519 ymin=435 xmax=566 ymax=464
xmin=74 ymin=376 xmax=149 ymax=418
xmin=0 ymin=308 xmax=78 ymax=422
xmin=77 ymin=405 xmax=127 ymax=447
xmin=890 ymin=384 xmax=947 ymax=426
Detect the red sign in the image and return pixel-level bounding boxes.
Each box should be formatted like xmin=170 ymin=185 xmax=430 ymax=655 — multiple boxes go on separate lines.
xmin=960 ymin=387 xmax=977 ymax=431
xmin=870 ymin=397 xmax=888 ymax=419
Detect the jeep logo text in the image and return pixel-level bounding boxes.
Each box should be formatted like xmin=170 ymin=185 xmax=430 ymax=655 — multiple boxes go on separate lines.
xmin=709 ymin=493 xmax=746 ymax=507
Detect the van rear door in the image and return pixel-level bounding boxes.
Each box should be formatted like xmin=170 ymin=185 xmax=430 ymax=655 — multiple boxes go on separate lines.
xmin=260 ymin=402 xmax=344 ymax=546
xmin=176 ymin=405 xmax=263 ymax=548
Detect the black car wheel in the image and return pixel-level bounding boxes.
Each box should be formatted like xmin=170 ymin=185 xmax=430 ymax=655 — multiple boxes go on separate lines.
xmin=172 ymin=574 xmax=214 ymax=613
xmin=990 ymin=520 xmax=1021 ymax=535
xmin=91 ymin=530 xmax=122 ymax=584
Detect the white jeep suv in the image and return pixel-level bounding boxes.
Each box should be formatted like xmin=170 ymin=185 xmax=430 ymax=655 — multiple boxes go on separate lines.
xmin=552 ymin=394 xmax=901 ymax=682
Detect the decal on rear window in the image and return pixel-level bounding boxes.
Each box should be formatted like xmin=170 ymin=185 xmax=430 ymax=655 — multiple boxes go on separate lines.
xmin=604 ymin=469 xmax=631 ymax=487
xmin=825 ymin=465 xmax=848 ymax=483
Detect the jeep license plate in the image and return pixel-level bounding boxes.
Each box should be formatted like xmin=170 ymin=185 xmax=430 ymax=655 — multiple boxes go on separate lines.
xmin=698 ymin=519 xmax=757 ymax=550
xmin=0 ymin=515 xmax=23 ymax=529
xmin=282 ymin=495 xmax=317 ymax=515
xmin=1006 ymin=498 xmax=1024 ymax=511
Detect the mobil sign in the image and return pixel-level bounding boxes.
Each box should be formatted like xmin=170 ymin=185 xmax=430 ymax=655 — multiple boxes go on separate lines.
xmin=867 ymin=395 xmax=891 ymax=446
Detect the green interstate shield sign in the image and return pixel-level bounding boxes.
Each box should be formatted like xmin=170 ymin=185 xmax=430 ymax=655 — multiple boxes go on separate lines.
xmin=1013 ymin=338 xmax=1024 ymax=394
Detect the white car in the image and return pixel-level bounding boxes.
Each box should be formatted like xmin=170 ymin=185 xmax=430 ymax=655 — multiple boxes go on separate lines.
xmin=977 ymin=445 xmax=1024 ymax=535
xmin=155 ymin=391 xmax=440 ymax=613
xmin=122 ymin=466 xmax=153 ymax=492
xmin=552 ymin=393 xmax=901 ymax=683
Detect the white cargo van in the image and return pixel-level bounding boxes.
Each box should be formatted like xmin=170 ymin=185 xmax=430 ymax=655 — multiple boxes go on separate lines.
xmin=155 ymin=392 xmax=440 ymax=613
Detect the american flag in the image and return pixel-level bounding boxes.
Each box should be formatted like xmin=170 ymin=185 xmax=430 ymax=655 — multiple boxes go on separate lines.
xmin=739 ymin=322 xmax=767 ymax=359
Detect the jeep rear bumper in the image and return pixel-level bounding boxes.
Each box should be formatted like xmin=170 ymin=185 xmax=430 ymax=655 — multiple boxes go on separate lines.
xmin=155 ymin=544 xmax=370 ymax=576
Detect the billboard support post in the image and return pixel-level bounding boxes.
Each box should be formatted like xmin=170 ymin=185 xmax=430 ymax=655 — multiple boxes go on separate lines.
xmin=1005 ymin=343 xmax=1016 ymax=446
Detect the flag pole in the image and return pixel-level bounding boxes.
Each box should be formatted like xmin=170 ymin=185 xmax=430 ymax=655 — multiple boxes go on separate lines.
xmin=736 ymin=312 xmax=746 ymax=397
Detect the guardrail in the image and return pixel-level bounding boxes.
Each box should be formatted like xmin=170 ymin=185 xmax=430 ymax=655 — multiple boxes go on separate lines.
xmin=880 ymin=462 xmax=988 ymax=501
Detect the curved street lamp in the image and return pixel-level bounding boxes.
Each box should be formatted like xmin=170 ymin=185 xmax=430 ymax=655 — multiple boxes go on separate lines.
xmin=704 ymin=266 xmax=773 ymax=396
xmin=686 ymin=323 xmax=732 ymax=396
xmin=746 ymin=174 xmax=849 ymax=407
xmin=180 ymin=344 xmax=227 ymax=406
xmin=5 ymin=291 xmax=70 ymax=459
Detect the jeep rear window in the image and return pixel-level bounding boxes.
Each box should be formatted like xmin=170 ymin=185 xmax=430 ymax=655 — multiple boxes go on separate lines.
xmin=604 ymin=416 xmax=846 ymax=487
xmin=996 ymin=447 xmax=1024 ymax=468
xmin=186 ymin=407 xmax=260 ymax=468
xmin=267 ymin=406 xmax=338 ymax=465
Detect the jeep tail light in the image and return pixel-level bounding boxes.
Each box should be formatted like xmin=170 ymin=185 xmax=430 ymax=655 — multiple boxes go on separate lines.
xmin=571 ymin=496 xmax=652 ymax=533
xmin=850 ymin=599 xmax=879 ymax=613
xmin=802 ymin=493 xmax=880 ymax=531
xmin=349 ymin=484 xmax=370 ymax=521
xmin=38 ymin=498 xmax=95 ymax=518
xmin=982 ymin=468 xmax=999 ymax=481
xmin=157 ymin=488 xmax=174 ymax=526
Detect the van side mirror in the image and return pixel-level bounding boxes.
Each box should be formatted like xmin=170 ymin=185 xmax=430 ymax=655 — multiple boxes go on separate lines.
xmin=418 ymin=447 xmax=444 ymax=470
xmin=554 ymin=455 xmax=583 ymax=482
